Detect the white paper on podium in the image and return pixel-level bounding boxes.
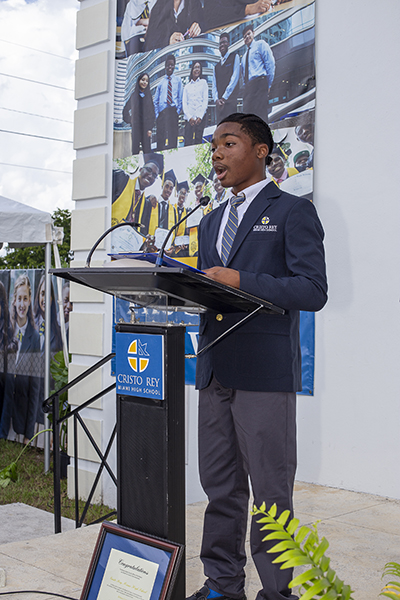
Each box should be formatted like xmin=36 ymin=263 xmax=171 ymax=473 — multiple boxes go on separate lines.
xmin=154 ymin=227 xmax=172 ymax=250
xmin=186 ymin=208 xmax=202 ymax=228
xmin=111 ymin=225 xmax=145 ymax=254
xmin=279 ymin=169 xmax=313 ymax=197
xmin=174 ymin=235 xmax=189 ymax=246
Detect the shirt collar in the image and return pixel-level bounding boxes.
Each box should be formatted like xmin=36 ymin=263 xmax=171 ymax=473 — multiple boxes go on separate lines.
xmin=229 ymin=177 xmax=271 ymax=206
xmin=215 ymin=188 xmax=227 ymax=202
xmin=19 ymin=321 xmax=28 ymax=335
xmin=276 ymin=168 xmax=289 ymax=184
xmin=220 ymin=50 xmax=231 ymax=66
xmin=174 ymin=0 xmax=184 ymax=18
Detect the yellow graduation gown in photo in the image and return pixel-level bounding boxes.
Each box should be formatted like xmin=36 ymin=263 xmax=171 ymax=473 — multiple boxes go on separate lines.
xmin=111 ymin=176 xmax=146 ymax=226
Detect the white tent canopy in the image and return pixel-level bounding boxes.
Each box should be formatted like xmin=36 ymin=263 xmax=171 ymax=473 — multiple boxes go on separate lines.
xmin=0 ymin=195 xmax=53 ymax=246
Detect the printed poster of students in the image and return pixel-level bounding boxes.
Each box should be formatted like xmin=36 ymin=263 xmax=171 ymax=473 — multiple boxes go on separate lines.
xmin=0 ymin=270 xmax=71 ymax=444
xmin=111 ymin=0 xmax=317 ymax=393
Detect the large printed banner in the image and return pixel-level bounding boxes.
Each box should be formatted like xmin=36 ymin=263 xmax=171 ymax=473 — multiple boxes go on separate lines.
xmin=112 ymin=0 xmax=316 ymax=393
xmin=0 ymin=270 xmax=72 ymax=443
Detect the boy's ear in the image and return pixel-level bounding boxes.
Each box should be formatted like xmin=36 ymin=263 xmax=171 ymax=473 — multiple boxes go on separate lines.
xmin=256 ymin=143 xmax=269 ymax=160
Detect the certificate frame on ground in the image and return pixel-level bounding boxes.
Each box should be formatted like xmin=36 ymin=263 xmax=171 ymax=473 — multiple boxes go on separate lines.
xmin=80 ymin=521 xmax=184 ymax=600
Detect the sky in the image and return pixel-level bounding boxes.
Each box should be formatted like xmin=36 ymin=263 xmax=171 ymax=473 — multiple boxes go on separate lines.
xmin=0 ymin=0 xmax=79 ymax=215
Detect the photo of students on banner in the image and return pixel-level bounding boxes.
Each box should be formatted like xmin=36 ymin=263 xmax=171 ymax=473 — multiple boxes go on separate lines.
xmin=0 ymin=270 xmax=72 ymax=444
xmin=0 ymin=271 xmax=41 ymax=443
xmin=0 ymin=271 xmax=11 ymax=427
xmin=112 ymin=147 xmax=210 ymax=264
xmin=33 ymin=273 xmax=64 ymax=426
xmin=123 ymin=72 xmax=156 ymax=155
xmin=114 ymin=0 xmax=315 ymax=159
xmin=116 ymin=0 xmax=313 ymax=59
xmin=61 ymin=281 xmax=72 ymax=346
xmin=153 ymin=54 xmax=183 ymax=151
xmin=113 ymin=0 xmax=318 ymax=392
xmin=112 ymin=122 xmax=314 ymax=259
xmin=269 ymin=123 xmax=314 ymax=200
xmin=118 ymin=0 xmax=204 ymax=57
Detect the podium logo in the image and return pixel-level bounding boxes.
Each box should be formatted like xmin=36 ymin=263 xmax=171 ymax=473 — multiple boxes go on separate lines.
xmin=127 ymin=339 xmax=150 ymax=373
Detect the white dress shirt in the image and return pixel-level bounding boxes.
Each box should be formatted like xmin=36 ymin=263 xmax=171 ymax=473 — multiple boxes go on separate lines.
xmin=121 ymin=0 xmax=157 ymax=42
xmin=16 ymin=320 xmax=28 ymax=363
xmin=216 ymin=177 xmax=271 ymax=258
xmin=183 ymin=78 xmax=208 ymax=121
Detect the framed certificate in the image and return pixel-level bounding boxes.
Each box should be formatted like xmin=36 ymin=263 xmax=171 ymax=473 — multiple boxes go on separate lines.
xmin=80 ymin=522 xmax=184 ymax=600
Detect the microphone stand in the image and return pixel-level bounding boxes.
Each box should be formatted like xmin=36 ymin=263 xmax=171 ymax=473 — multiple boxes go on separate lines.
xmin=155 ymin=196 xmax=210 ymax=267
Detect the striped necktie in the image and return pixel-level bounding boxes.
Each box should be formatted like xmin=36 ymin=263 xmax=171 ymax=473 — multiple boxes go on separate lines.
xmin=167 ymin=76 xmax=172 ymax=105
xmin=221 ymin=193 xmax=246 ymax=266
xmin=140 ymin=1 xmax=150 ymax=18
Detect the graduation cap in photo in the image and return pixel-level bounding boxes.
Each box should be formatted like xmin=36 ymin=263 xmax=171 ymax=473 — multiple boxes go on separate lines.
xmin=271 ymin=144 xmax=291 ymax=161
xmin=272 ymin=131 xmax=288 ymax=145
xmin=143 ymin=152 xmax=164 ymax=178
xmin=293 ymin=150 xmax=310 ymax=164
xmin=163 ymin=169 xmax=177 ymax=187
xmin=191 ymin=173 xmax=207 ymax=188
xmin=177 ymin=180 xmax=189 ymax=193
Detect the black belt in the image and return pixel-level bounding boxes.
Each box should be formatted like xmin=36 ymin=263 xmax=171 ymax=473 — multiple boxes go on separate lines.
xmin=249 ymin=75 xmax=268 ymax=81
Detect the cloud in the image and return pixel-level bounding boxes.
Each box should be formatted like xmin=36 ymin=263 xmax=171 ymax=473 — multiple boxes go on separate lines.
xmin=0 ymin=0 xmax=78 ymax=214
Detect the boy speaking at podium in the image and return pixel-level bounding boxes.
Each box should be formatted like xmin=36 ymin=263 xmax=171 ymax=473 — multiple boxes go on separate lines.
xmin=188 ymin=114 xmax=327 ymax=600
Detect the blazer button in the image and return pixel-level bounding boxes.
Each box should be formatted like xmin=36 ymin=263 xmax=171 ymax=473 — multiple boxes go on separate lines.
xmin=216 ymin=314 xmax=223 ymax=321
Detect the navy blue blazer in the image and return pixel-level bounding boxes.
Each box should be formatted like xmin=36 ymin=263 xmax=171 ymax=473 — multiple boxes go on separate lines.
xmin=0 ymin=320 xmax=40 ymax=440
xmin=195 ymin=181 xmax=328 ymax=392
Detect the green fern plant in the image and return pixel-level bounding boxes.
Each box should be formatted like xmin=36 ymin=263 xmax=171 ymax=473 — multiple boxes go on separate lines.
xmin=252 ymin=503 xmax=354 ymax=600
xmin=381 ymin=562 xmax=400 ymax=600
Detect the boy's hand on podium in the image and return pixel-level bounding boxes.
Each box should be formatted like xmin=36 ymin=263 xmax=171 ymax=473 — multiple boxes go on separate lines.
xmin=203 ymin=267 xmax=240 ymax=289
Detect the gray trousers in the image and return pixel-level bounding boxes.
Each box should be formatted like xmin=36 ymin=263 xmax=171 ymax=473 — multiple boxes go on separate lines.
xmin=198 ymin=377 xmax=297 ymax=600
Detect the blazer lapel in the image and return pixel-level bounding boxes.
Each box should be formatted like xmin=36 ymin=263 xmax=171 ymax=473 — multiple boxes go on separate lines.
xmin=226 ymin=182 xmax=280 ymax=265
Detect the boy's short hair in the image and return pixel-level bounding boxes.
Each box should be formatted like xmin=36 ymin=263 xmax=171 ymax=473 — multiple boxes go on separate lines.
xmin=220 ymin=32 xmax=230 ymax=43
xmin=218 ymin=113 xmax=273 ymax=164
xmin=243 ymin=23 xmax=254 ymax=36
xmin=165 ymin=54 xmax=176 ymax=66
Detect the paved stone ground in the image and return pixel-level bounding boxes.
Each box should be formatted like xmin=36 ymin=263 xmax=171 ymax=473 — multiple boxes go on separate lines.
xmin=0 ymin=482 xmax=399 ymax=600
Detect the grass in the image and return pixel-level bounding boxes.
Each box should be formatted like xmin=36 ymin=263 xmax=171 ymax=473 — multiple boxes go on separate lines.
xmin=0 ymin=438 xmax=116 ymax=525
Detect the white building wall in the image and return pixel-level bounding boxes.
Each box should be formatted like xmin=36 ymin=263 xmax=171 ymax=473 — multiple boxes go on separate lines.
xmin=69 ymin=0 xmax=117 ymax=507
xmin=70 ymin=0 xmax=400 ymax=506
xmin=296 ymin=0 xmax=400 ymax=499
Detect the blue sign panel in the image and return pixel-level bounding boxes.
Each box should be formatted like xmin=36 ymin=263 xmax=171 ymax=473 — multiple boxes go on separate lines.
xmin=113 ymin=302 xmax=316 ymax=395
xmin=116 ymin=332 xmax=164 ymax=400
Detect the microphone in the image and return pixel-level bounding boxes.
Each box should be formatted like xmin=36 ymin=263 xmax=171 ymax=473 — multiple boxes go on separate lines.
xmin=155 ymin=196 xmax=210 ymax=267
xmin=85 ymin=221 xmax=144 ymax=267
